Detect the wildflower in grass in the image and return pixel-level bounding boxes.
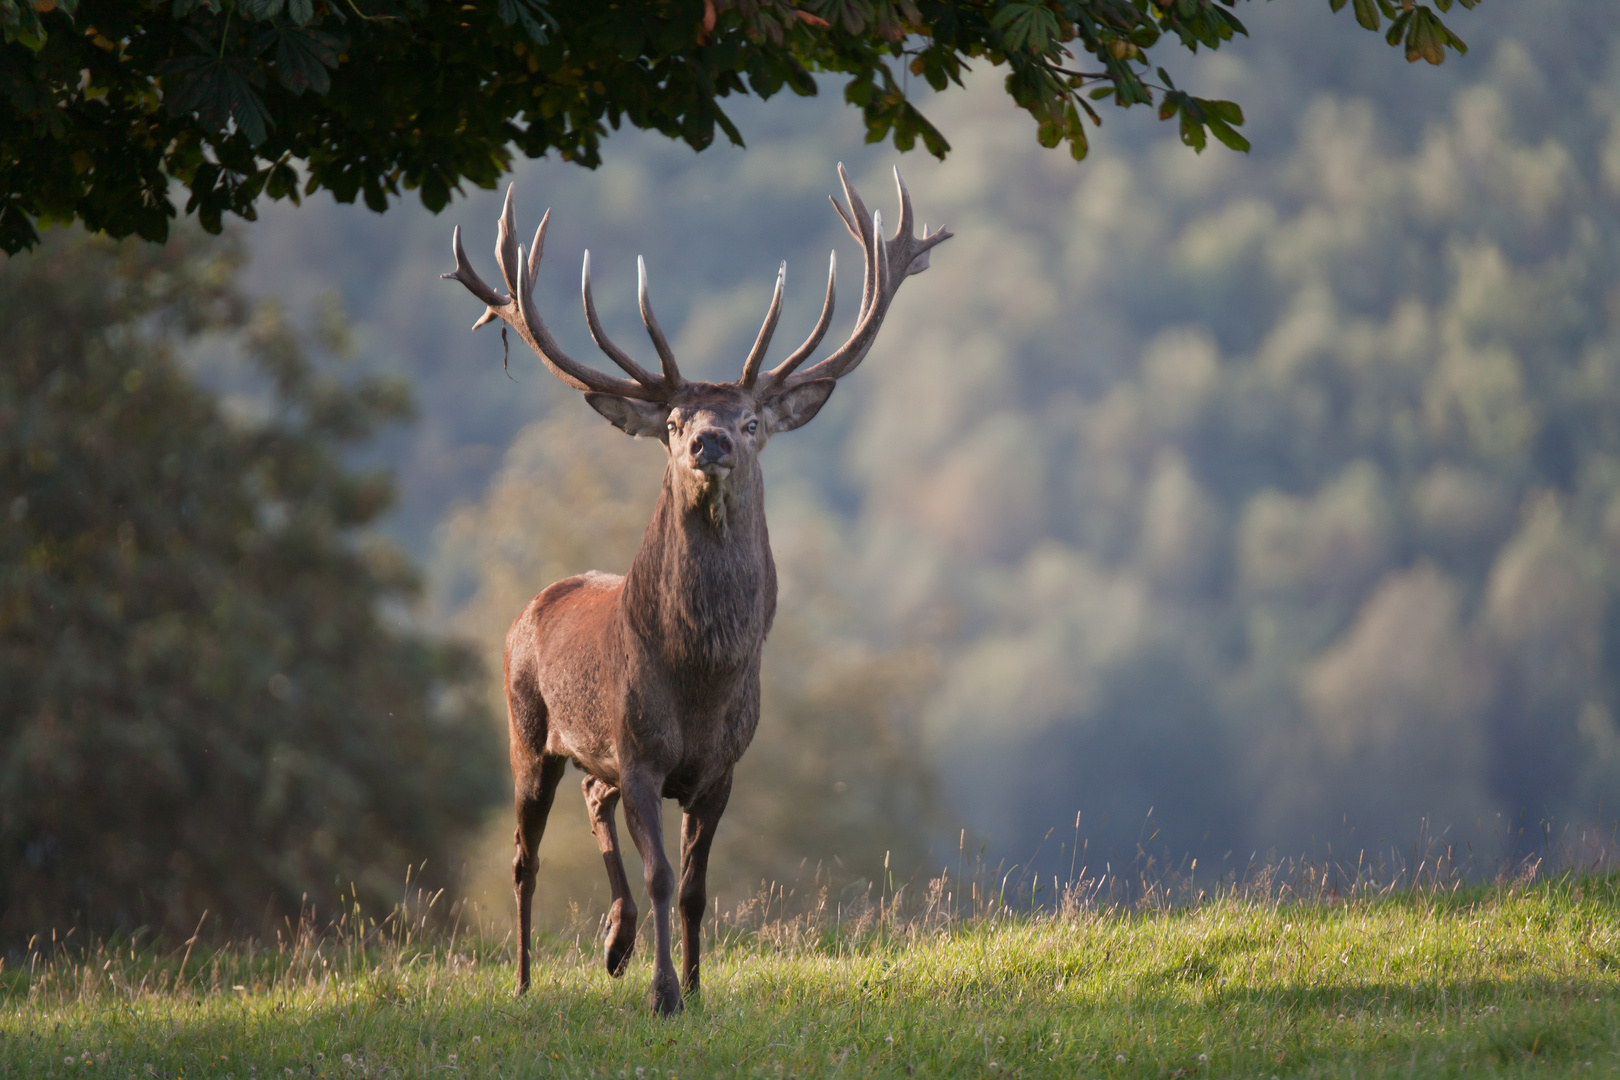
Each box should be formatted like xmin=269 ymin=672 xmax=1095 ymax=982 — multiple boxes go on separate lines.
xmin=1116 ymin=1054 xmax=1127 ymax=1063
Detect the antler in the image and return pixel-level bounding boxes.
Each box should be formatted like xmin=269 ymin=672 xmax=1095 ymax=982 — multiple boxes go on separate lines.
xmin=442 ymin=184 xmax=676 ymax=402
xmin=754 ymin=164 xmax=951 ymax=395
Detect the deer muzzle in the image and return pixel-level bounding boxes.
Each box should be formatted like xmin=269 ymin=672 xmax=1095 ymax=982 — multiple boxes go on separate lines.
xmin=689 ymin=430 xmax=735 ymax=475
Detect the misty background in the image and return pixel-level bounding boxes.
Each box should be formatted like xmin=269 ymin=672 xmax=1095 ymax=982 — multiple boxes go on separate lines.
xmin=211 ymin=3 xmax=1620 ymax=917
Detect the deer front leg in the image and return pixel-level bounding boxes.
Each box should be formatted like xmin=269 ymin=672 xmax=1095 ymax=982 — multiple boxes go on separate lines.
xmin=619 ymin=768 xmax=681 ymax=1015
xmin=582 ymin=776 xmax=637 ymax=977
xmin=678 ymin=771 xmax=732 ymax=999
xmin=513 ymin=753 xmax=567 ymax=997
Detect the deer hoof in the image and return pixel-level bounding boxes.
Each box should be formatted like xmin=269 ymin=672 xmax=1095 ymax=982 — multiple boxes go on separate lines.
xmin=649 ymin=971 xmax=683 ymax=1016
xmin=604 ymin=905 xmax=636 ymax=976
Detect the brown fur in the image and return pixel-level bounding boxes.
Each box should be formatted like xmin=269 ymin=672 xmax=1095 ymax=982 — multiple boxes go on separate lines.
xmin=506 ymin=383 xmax=822 ymax=1013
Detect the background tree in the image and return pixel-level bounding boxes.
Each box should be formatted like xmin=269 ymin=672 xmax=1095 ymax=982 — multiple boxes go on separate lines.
xmin=1 ymin=0 xmax=1480 ymax=253
xmin=0 ymin=228 xmax=503 ymax=943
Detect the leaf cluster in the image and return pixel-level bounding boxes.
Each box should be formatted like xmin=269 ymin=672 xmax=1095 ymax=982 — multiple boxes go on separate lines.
xmin=1331 ymin=0 xmax=1476 ymax=65
xmin=0 ymin=0 xmax=1481 ymax=253
xmin=0 ymin=228 xmax=503 ymax=943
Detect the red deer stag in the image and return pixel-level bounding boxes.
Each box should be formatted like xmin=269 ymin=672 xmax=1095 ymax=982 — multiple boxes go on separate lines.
xmin=443 ymin=165 xmax=949 ymax=1014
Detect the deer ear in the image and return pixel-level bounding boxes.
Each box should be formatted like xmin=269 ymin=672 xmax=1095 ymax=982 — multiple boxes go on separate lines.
xmin=762 ymin=379 xmax=836 ymax=434
xmin=584 ymin=393 xmax=671 ymax=439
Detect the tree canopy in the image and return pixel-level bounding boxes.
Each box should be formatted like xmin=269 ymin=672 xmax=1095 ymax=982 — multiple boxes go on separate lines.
xmin=2 ymin=0 xmax=1481 ymax=254
xmin=0 ymin=227 xmax=503 ymax=942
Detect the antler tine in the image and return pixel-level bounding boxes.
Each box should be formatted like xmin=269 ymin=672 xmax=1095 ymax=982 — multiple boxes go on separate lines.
xmin=443 ymin=225 xmax=504 ymax=314
xmin=582 ymin=251 xmax=664 ymax=387
xmin=637 ymin=256 xmax=683 ymax=388
xmin=772 ymin=166 xmax=952 ymax=391
xmin=495 ymin=184 xmax=522 ymax=297
xmin=761 ymin=250 xmax=836 ymax=388
xmin=836 ymin=162 xmax=871 ymax=244
xmin=442 ymin=193 xmax=666 ymax=401
xmin=829 ymin=195 xmax=861 ymax=244
xmin=836 ymin=163 xmax=879 ymax=322
xmin=891 ymin=165 xmax=914 ymax=250
xmin=526 ymin=209 xmax=548 ymax=283
xmin=739 ymin=262 xmax=787 ymax=388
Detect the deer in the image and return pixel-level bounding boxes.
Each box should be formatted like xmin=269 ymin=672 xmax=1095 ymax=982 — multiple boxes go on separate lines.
xmin=442 ymin=164 xmax=949 ymax=1015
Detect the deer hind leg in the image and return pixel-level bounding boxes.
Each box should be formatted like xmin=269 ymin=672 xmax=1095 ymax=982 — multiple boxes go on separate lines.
xmin=678 ymin=770 xmax=732 ymax=1000
xmin=582 ymin=776 xmax=637 ymax=977
xmin=512 ymin=753 xmax=567 ymax=997
xmin=618 ymin=768 xmax=681 ymax=1016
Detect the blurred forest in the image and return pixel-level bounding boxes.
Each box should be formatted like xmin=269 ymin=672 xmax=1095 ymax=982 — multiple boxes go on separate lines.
xmin=234 ymin=0 xmax=1620 ymax=906
xmin=0 ymin=232 xmax=501 ymax=943
xmin=9 ymin=0 xmax=1620 ymax=939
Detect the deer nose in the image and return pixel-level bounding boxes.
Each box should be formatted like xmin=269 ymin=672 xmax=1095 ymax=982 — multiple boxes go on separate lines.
xmin=689 ymin=430 xmax=733 ymax=466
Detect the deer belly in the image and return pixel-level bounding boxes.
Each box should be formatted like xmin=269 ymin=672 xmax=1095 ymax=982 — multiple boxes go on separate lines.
xmin=661 ymin=755 xmax=731 ymax=804
xmin=548 ymin=725 xmax=618 ymax=780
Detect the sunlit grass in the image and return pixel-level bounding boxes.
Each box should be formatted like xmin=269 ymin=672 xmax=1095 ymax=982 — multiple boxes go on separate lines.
xmin=5 ymin=870 xmax=1620 ymax=1079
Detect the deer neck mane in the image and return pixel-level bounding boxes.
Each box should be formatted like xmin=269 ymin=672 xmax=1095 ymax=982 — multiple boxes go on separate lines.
xmin=622 ymin=458 xmax=776 ymax=672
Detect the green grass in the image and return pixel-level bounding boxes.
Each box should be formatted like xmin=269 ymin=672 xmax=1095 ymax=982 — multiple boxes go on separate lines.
xmin=5 ymin=873 xmax=1620 ymax=1079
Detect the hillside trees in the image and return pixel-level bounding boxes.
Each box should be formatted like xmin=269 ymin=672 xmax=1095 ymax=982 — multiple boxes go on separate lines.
xmin=835 ymin=25 xmax=1620 ymax=865
xmin=0 ymin=228 xmax=503 ymax=942
xmin=0 ymin=0 xmax=1481 ymax=253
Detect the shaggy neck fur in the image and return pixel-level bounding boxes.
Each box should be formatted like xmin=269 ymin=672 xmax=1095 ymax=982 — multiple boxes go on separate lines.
xmin=623 ymin=456 xmax=777 ymax=679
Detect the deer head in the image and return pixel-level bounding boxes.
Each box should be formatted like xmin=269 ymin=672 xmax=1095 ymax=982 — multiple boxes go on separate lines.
xmin=441 ymin=164 xmax=952 ymax=510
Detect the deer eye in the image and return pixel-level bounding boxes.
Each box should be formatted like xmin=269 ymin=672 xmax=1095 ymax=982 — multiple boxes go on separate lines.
xmin=745 ymin=420 xmax=758 ymax=435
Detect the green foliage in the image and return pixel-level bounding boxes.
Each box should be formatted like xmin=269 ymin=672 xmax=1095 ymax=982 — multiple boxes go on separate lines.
xmin=3 ymin=873 xmax=1619 ymax=1077
xmin=0 ymin=229 xmax=503 ymax=943
xmin=0 ymin=0 xmax=80 ymax=51
xmin=1156 ymin=65 xmax=1247 ymax=151
xmin=1331 ymin=0 xmax=1475 ymax=62
xmin=0 ymin=0 xmax=1482 ymax=253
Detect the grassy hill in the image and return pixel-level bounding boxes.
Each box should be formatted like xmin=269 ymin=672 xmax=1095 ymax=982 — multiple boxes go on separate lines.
xmin=6 ymin=870 xmax=1619 ymax=1079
